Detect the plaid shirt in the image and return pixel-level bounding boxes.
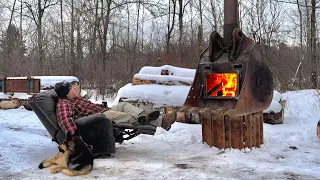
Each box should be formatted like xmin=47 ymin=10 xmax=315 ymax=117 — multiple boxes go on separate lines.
xmin=56 ymin=96 xmax=109 ymax=136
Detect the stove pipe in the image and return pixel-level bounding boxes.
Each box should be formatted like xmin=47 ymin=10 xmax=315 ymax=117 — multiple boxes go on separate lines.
xmin=223 ymin=0 xmax=239 ymax=46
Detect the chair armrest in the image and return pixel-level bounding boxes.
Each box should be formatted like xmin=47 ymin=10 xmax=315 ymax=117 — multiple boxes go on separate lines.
xmin=75 ymin=113 xmax=109 ymax=126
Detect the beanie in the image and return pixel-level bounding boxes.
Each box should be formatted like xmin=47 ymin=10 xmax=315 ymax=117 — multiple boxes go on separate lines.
xmin=54 ymin=81 xmax=72 ymax=98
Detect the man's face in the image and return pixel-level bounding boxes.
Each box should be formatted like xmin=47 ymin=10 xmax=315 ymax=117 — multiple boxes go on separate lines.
xmin=66 ymin=85 xmax=78 ymax=99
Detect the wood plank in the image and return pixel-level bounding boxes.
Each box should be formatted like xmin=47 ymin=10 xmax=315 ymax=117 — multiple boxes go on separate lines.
xmin=254 ymin=113 xmax=260 ymax=147
xmin=212 ymin=110 xmax=225 ymax=149
xmin=224 ymin=116 xmax=232 ymax=148
xmin=230 ymin=116 xmax=244 ymax=149
xmin=245 ymin=114 xmax=252 ymax=149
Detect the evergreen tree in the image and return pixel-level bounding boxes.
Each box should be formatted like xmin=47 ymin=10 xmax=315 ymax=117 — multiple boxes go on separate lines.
xmin=0 ymin=24 xmax=27 ymax=76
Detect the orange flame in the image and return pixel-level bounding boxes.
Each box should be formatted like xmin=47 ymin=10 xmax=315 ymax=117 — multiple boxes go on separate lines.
xmin=205 ymin=73 xmax=238 ymax=97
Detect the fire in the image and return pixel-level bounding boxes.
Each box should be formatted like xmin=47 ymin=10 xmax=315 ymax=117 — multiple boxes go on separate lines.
xmin=205 ymin=73 xmax=238 ymax=97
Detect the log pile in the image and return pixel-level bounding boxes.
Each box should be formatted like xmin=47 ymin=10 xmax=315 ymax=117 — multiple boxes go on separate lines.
xmin=0 ymin=98 xmax=32 ymax=110
xmin=132 ymin=74 xmax=193 ymax=86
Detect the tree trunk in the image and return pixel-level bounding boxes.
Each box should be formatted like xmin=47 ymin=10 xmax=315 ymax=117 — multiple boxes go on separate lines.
xmin=126 ymin=0 xmax=130 ymax=73
xmin=130 ymin=0 xmax=140 ymax=78
xmin=70 ymin=0 xmax=75 ymax=75
xmin=311 ymin=0 xmax=317 ymax=88
xmin=76 ymin=17 xmax=83 ymax=63
xmin=60 ymin=0 xmax=66 ymax=64
xmin=9 ymin=0 xmax=16 ymax=27
xmin=198 ymin=0 xmax=203 ymax=54
xmin=100 ymin=0 xmax=112 ymax=99
xmin=178 ymin=0 xmax=183 ymax=45
xmin=296 ymin=0 xmax=303 ymax=89
xmin=166 ymin=0 xmax=176 ymax=53
xmin=37 ymin=0 xmax=44 ymax=75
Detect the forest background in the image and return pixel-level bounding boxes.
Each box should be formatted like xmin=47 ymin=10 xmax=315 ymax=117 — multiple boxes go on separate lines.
xmin=0 ymin=0 xmax=318 ymax=95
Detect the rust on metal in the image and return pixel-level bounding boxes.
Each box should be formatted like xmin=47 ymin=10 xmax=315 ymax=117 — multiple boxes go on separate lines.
xmin=184 ymin=27 xmax=273 ymax=116
xmin=0 ymin=77 xmax=40 ymax=94
xmin=197 ymin=108 xmax=264 ymax=149
xmin=230 ymin=115 xmax=243 ymax=149
xmin=180 ymin=0 xmax=273 ymax=150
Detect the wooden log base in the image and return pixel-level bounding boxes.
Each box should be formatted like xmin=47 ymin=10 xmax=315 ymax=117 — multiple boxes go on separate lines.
xmin=200 ymin=109 xmax=263 ymax=150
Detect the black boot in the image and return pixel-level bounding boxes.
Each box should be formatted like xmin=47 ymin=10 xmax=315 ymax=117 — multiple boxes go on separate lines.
xmin=138 ymin=110 xmax=160 ymax=123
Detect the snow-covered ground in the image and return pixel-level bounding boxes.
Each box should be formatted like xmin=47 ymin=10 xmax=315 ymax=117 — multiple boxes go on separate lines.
xmin=0 ymin=89 xmax=320 ymax=180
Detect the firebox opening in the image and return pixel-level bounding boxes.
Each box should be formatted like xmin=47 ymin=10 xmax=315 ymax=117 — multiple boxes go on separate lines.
xmin=205 ymin=72 xmax=238 ymax=98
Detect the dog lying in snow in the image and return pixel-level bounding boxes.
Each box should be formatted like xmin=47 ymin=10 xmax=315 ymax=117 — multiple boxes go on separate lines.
xmin=39 ymin=136 xmax=94 ymax=176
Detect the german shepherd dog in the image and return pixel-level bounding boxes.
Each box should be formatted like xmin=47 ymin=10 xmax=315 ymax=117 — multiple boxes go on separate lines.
xmin=39 ymin=136 xmax=94 ymax=176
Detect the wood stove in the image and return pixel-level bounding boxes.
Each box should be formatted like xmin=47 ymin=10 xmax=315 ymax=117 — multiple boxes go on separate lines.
xmin=181 ymin=0 xmax=273 ymax=149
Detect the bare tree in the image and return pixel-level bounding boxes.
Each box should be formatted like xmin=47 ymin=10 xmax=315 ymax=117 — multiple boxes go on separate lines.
xmin=166 ymin=0 xmax=176 ymax=53
xmin=25 ymin=0 xmax=58 ymax=75
xmin=70 ymin=0 xmax=75 ymax=75
xmin=311 ymin=0 xmax=317 ymax=88
xmin=60 ymin=0 xmax=66 ymax=64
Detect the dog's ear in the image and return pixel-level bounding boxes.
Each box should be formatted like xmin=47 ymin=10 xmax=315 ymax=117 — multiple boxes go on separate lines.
xmin=58 ymin=145 xmax=65 ymax=153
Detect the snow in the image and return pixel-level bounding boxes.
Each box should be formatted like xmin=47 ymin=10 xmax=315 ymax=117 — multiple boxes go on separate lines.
xmin=1 ymin=89 xmax=320 ymax=179
xmin=139 ymin=65 xmax=196 ymax=78
xmin=263 ymin=100 xmax=283 ymax=113
xmin=263 ymin=90 xmax=284 ymax=113
xmin=115 ymin=83 xmax=191 ymax=107
xmin=116 ymin=65 xmax=195 ymax=107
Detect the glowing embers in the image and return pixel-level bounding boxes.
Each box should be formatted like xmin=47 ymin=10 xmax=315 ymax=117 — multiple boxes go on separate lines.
xmin=205 ymin=73 xmax=238 ymax=98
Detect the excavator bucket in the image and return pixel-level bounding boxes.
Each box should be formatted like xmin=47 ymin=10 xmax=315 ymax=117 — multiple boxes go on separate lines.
xmin=184 ymin=28 xmax=273 ymax=116
xmin=177 ymin=0 xmax=274 ymax=149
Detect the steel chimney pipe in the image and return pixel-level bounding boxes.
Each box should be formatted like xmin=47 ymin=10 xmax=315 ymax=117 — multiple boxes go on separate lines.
xmin=223 ymin=0 xmax=239 ymax=46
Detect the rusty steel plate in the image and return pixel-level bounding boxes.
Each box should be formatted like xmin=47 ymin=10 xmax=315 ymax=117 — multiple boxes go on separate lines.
xmin=1 ymin=78 xmax=40 ymax=93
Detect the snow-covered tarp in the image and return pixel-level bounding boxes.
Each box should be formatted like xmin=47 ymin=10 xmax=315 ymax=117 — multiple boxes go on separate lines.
xmin=0 ymin=89 xmax=320 ymax=179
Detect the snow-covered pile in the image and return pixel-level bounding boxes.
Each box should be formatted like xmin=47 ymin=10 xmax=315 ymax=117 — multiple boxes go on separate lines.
xmin=139 ymin=65 xmax=196 ymax=77
xmin=0 ymin=89 xmax=320 ymax=179
xmin=263 ymin=90 xmax=284 ymax=113
xmin=115 ymin=65 xmax=195 ymax=107
xmin=115 ymin=84 xmax=191 ymax=107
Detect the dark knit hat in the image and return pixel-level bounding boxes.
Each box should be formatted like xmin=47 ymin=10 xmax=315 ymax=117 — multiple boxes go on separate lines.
xmin=54 ymin=81 xmax=72 ymax=98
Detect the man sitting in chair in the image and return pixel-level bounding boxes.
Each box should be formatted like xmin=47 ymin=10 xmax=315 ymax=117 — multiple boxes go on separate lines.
xmin=54 ymin=81 xmax=173 ymax=158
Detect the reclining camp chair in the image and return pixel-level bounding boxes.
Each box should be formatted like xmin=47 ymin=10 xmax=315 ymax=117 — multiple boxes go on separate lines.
xmin=29 ymin=89 xmax=157 ymax=157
